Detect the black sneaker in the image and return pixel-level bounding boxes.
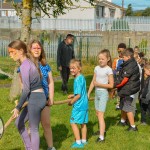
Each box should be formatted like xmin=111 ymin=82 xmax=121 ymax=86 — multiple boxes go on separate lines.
xmin=93 ymin=131 xmax=99 ymax=136
xmin=96 ymin=137 xmax=105 ymax=143
xmin=47 ymin=147 xmax=56 ymax=150
xmin=63 ymin=90 xmax=68 ymax=94
xmin=141 ymin=122 xmax=147 ymax=125
xmin=127 ymin=126 xmax=138 ymax=132
xmin=117 ymin=121 xmax=128 ymax=126
xmin=93 ymin=131 xmax=107 ymax=136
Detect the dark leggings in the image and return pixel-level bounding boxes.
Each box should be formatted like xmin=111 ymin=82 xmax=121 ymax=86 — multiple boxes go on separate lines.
xmin=141 ymin=102 xmax=150 ymax=123
xmin=15 ymin=92 xmax=46 ymax=150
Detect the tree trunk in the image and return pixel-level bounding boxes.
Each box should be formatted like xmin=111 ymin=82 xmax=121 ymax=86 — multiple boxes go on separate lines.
xmin=20 ymin=0 xmax=32 ymax=43
xmin=9 ymin=0 xmax=33 ymax=101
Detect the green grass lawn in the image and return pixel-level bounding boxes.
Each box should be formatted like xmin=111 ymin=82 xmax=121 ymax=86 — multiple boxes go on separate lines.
xmin=1 ymin=75 xmax=150 ymax=150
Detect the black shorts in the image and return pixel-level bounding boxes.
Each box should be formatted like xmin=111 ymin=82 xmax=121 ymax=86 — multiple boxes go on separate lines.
xmin=119 ymin=96 xmax=134 ymax=112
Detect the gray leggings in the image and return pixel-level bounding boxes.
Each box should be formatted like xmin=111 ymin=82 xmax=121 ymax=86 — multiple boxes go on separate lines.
xmin=15 ymin=92 xmax=46 ymax=150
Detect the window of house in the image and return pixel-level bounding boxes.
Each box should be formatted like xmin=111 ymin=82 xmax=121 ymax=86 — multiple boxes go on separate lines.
xmin=96 ymin=6 xmax=104 ymax=18
xmin=109 ymin=8 xmax=115 ymax=18
xmin=1 ymin=11 xmax=7 ymax=16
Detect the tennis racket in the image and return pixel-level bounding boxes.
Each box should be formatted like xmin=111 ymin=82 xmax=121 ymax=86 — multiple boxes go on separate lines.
xmin=0 ymin=117 xmax=4 ymax=139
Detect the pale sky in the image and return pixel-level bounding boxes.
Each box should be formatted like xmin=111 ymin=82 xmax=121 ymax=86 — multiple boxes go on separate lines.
xmin=112 ymin=0 xmax=150 ymax=10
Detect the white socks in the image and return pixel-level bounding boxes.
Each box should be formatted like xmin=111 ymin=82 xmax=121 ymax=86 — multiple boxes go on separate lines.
xmin=76 ymin=139 xmax=87 ymax=144
xmin=121 ymin=119 xmax=126 ymax=123
xmin=76 ymin=140 xmax=81 ymax=145
xmin=99 ymin=135 xmax=104 ymax=140
xmin=131 ymin=125 xmax=135 ymax=128
xmin=81 ymin=139 xmax=87 ymax=143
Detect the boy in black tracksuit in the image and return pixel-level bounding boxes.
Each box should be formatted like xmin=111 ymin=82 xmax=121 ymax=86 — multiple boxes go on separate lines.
xmin=115 ymin=48 xmax=140 ymax=131
xmin=140 ymin=64 xmax=150 ymax=124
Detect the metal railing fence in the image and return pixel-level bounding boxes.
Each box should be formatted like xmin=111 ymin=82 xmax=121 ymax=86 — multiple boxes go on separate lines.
xmin=1 ymin=16 xmax=150 ymax=31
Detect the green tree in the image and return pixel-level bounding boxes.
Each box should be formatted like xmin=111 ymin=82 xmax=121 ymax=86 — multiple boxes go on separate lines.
xmin=125 ymin=4 xmax=133 ymax=16
xmin=133 ymin=10 xmax=143 ymax=16
xmin=142 ymin=7 xmax=150 ymax=16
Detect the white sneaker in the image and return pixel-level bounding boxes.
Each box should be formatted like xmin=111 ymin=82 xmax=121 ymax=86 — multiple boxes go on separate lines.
xmin=47 ymin=147 xmax=56 ymax=150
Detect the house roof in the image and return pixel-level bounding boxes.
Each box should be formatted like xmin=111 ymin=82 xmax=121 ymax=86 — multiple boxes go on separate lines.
xmin=1 ymin=2 xmax=14 ymax=9
xmin=96 ymin=0 xmax=124 ymax=10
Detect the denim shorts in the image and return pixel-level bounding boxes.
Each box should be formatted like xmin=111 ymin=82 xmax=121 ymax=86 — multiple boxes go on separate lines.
xmin=70 ymin=108 xmax=88 ymax=124
xmin=95 ymin=89 xmax=109 ymax=112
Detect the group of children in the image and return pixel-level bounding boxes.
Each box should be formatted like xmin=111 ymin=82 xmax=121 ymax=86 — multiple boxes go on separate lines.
xmin=68 ymin=44 xmax=150 ymax=148
xmin=7 ymin=39 xmax=150 ymax=149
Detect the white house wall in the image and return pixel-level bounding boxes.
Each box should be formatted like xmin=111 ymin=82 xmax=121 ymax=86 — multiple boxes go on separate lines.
xmin=42 ymin=0 xmax=95 ymax=19
xmin=55 ymin=8 xmax=95 ymax=19
xmin=104 ymin=7 xmax=110 ymax=18
xmin=115 ymin=8 xmax=122 ymax=18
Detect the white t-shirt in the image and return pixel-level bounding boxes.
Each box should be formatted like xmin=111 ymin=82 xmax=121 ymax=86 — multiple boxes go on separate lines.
xmin=94 ymin=65 xmax=113 ymax=90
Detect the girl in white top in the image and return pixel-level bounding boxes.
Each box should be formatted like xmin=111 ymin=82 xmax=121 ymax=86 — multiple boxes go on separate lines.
xmin=88 ymin=49 xmax=114 ymax=142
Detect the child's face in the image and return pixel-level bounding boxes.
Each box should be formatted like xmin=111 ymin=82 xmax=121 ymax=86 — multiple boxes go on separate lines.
xmin=118 ymin=52 xmax=123 ymax=58
xmin=118 ymin=48 xmax=124 ymax=53
xmin=70 ymin=63 xmax=81 ymax=77
xmin=137 ymin=56 xmax=142 ymax=64
xmin=98 ymin=53 xmax=109 ymax=67
xmin=134 ymin=48 xmax=139 ymax=53
xmin=123 ymin=55 xmax=131 ymax=62
xmin=8 ymin=47 xmax=22 ymax=61
xmin=31 ymin=43 xmax=42 ymax=58
xmin=144 ymin=68 xmax=150 ymax=76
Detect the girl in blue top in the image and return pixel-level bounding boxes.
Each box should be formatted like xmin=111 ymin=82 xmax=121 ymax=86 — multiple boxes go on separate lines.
xmin=68 ymin=59 xmax=88 ymax=149
xmin=27 ymin=40 xmax=55 ymax=150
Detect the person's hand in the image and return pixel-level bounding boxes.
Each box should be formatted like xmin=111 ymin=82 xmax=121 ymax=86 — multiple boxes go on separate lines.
xmin=11 ymin=108 xmax=19 ymax=119
xmin=58 ymin=66 xmax=62 ymax=71
xmin=93 ymin=81 xmax=99 ymax=87
xmin=68 ymin=94 xmax=74 ymax=99
xmin=68 ymin=100 xmax=73 ymax=106
xmin=46 ymin=98 xmax=54 ymax=106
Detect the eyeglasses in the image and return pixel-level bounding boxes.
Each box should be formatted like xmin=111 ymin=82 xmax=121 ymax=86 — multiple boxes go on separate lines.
xmin=31 ymin=47 xmax=41 ymax=50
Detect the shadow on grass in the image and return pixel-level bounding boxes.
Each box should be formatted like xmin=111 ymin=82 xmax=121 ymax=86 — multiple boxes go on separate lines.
xmin=87 ymin=121 xmax=97 ymax=139
xmin=40 ymin=123 xmax=69 ymax=149
xmin=105 ymin=114 xmax=120 ymax=131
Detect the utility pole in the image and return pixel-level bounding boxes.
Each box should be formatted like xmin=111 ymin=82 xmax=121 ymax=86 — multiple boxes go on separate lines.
xmin=0 ymin=0 xmax=2 ymax=17
xmin=122 ymin=0 xmax=124 ymax=18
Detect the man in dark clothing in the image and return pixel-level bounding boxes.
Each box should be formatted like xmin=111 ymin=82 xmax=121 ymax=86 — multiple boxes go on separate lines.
xmin=115 ymin=48 xmax=140 ymax=131
xmin=57 ymin=34 xmax=75 ymax=94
